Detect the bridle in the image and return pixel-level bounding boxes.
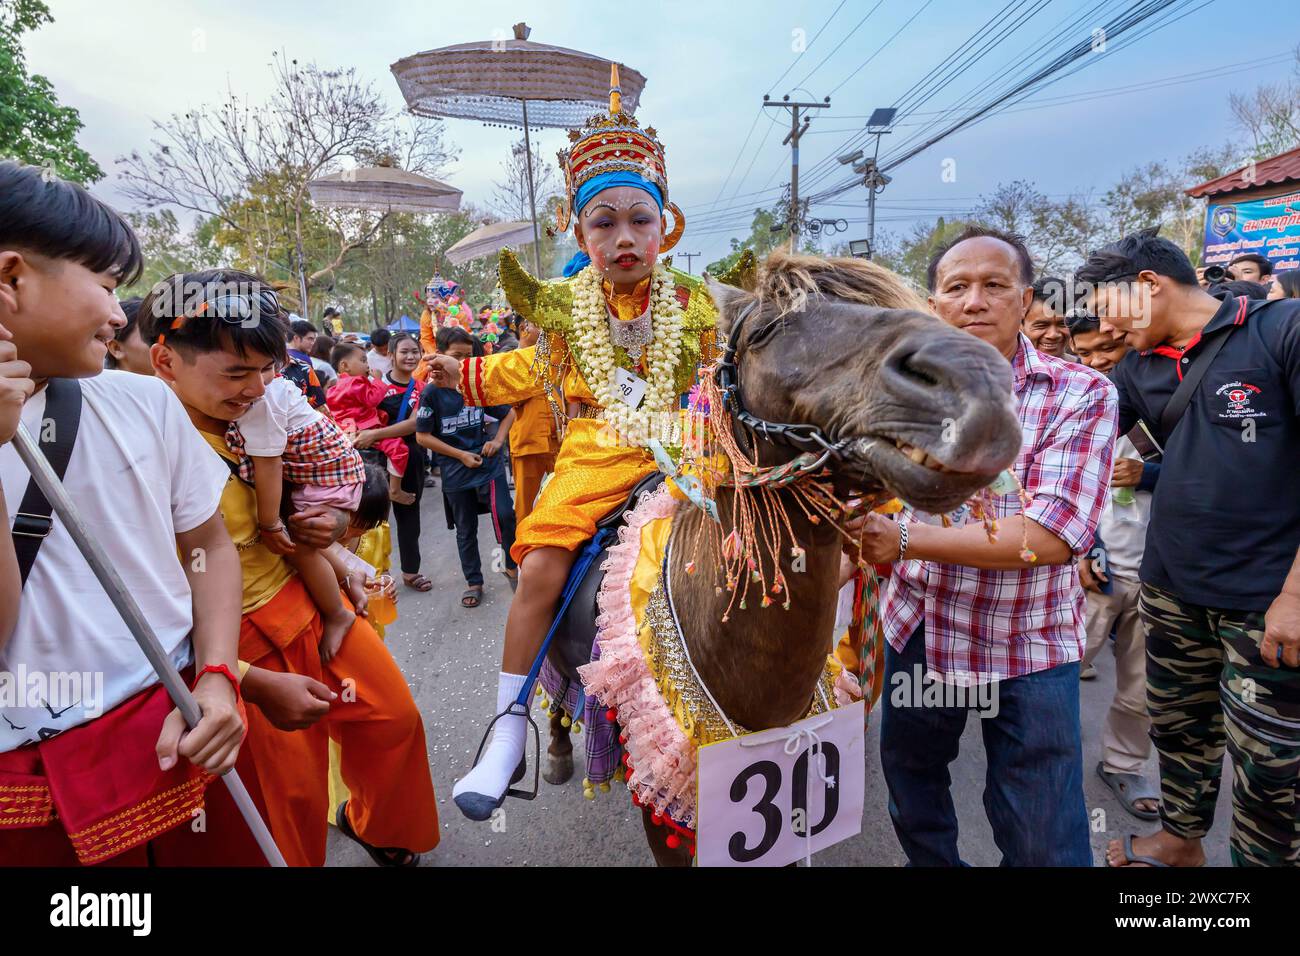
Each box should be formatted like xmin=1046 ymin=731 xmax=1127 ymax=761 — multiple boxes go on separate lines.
xmin=713 ymin=299 xmax=852 ymax=474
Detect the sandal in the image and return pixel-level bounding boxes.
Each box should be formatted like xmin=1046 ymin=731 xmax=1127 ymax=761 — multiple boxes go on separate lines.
xmin=403 ymin=573 xmax=433 ymax=592
xmin=503 ymin=569 xmax=518 ymax=593
xmin=334 ymin=801 xmax=421 ymax=867
xmin=1113 ymin=833 xmax=1170 ymax=867
xmin=462 ymin=586 xmax=483 ymax=608
xmin=1096 ymin=762 xmax=1160 ymax=821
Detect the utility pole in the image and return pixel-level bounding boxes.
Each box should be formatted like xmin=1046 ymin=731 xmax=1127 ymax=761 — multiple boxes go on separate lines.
xmin=676 ymin=251 xmax=701 ymax=274
xmin=764 ymin=94 xmax=829 ymax=250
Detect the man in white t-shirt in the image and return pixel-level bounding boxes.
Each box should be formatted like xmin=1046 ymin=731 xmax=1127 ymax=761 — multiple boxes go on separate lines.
xmin=366 ymin=327 xmax=393 ymax=379
xmin=1070 ymin=309 xmax=1159 ymax=821
xmin=0 ymin=161 xmax=256 ymax=866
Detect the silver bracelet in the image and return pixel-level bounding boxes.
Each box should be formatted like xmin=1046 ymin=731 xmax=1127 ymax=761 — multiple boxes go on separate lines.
xmin=897 ymin=518 xmax=909 ymax=562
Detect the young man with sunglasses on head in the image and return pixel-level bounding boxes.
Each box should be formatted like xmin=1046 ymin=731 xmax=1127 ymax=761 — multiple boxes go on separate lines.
xmin=1076 ymin=230 xmax=1300 ymax=868
xmin=0 ymin=161 xmax=262 ymax=865
xmin=147 ymin=269 xmax=439 ymax=867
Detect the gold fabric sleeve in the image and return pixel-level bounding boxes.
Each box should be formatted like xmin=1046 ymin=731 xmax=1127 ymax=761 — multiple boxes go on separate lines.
xmin=460 ymin=345 xmax=547 ymax=407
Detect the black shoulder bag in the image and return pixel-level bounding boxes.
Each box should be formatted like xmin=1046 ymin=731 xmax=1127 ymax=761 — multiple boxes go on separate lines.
xmin=11 ymin=378 xmax=83 ymax=586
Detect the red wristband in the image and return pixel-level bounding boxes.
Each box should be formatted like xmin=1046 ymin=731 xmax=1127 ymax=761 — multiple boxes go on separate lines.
xmin=193 ymin=663 xmax=242 ymax=704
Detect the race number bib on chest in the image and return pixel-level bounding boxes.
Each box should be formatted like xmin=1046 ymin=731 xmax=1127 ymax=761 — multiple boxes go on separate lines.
xmin=614 ymin=368 xmax=647 ymax=409
xmin=696 ymin=700 xmax=865 ymax=867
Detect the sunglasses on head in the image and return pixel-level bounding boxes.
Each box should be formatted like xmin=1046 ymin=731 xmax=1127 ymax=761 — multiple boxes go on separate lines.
xmin=157 ymin=290 xmax=282 ymax=343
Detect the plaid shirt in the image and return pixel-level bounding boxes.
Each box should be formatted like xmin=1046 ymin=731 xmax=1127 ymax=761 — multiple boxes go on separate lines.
xmin=882 ymin=334 xmax=1117 ymax=683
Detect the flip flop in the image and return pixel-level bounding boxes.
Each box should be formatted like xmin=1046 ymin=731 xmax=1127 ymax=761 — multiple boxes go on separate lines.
xmin=1112 ymin=833 xmax=1170 ymax=868
xmin=462 ymin=586 xmax=483 ymax=608
xmin=1096 ymin=762 xmax=1160 ymax=821
xmin=503 ymin=570 xmax=518 ymax=593
xmin=334 ymin=801 xmax=420 ymax=867
xmin=403 ymin=573 xmax=433 ymax=592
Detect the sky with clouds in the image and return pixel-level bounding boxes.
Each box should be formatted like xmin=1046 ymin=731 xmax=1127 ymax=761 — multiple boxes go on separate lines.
xmin=24 ymin=0 xmax=1300 ymax=269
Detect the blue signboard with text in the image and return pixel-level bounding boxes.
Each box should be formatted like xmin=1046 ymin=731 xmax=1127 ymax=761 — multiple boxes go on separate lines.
xmin=1203 ymin=188 xmax=1300 ymax=274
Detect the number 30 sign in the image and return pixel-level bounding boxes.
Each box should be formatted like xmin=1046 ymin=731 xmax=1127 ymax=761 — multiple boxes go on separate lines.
xmin=696 ymin=700 xmax=865 ymax=867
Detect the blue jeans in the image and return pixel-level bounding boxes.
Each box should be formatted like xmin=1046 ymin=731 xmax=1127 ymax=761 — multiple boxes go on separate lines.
xmin=879 ymin=625 xmax=1092 ymax=866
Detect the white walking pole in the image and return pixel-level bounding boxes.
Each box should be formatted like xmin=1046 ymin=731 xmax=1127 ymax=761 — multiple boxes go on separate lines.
xmin=11 ymin=421 xmax=287 ymax=867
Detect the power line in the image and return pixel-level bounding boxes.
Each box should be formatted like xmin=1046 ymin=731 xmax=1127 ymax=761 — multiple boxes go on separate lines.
xmin=706 ymin=0 xmax=850 ymax=213
xmin=766 ymin=0 xmax=848 ymax=95
xmin=807 ymin=0 xmax=1195 ymax=206
xmin=826 ymin=0 xmax=938 ymax=96
xmin=798 ymin=0 xmax=1049 ymax=192
xmin=879 ymin=0 xmax=1193 ymax=173
xmin=789 ymin=0 xmax=886 ymax=92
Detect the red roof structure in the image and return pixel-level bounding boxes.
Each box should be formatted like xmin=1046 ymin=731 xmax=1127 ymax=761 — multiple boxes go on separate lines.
xmin=1186 ymin=144 xmax=1300 ymax=199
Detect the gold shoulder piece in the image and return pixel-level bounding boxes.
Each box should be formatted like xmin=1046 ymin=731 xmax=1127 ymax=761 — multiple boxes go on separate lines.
xmin=497 ymin=249 xmax=542 ymax=322
xmin=712 ymin=248 xmax=758 ymax=291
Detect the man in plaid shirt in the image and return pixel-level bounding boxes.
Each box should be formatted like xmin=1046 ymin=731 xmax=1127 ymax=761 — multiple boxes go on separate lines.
xmin=854 ymin=226 xmax=1117 ymax=866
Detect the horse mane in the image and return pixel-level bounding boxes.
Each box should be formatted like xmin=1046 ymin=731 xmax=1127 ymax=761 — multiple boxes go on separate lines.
xmin=755 ymin=250 xmax=926 ymax=318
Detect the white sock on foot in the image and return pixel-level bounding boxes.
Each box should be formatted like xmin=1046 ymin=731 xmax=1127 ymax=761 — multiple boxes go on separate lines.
xmin=453 ymin=672 xmax=529 ymax=805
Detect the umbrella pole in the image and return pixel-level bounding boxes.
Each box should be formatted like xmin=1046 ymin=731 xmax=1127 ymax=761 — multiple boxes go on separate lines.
xmin=9 ymin=422 xmax=287 ymax=867
xmin=521 ymin=99 xmax=544 ymax=275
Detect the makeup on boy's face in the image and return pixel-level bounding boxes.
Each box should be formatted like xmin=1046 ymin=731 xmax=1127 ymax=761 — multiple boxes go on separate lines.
xmin=443 ymin=342 xmax=473 ymax=361
xmin=576 ymin=186 xmax=664 ymax=289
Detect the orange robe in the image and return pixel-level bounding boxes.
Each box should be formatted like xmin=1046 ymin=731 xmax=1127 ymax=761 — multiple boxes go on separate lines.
xmin=204 ymin=432 xmax=438 ymax=866
xmin=239 ymin=578 xmax=438 ymax=867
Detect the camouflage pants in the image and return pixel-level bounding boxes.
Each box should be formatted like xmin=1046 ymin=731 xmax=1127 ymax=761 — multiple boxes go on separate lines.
xmin=1140 ymin=583 xmax=1300 ymax=866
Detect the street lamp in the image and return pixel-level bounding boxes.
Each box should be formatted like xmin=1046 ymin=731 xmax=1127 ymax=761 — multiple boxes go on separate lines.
xmin=839 ymin=107 xmax=896 ymax=260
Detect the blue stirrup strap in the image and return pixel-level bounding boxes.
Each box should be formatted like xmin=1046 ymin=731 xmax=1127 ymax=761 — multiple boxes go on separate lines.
xmin=514 ymin=527 xmax=616 ymax=708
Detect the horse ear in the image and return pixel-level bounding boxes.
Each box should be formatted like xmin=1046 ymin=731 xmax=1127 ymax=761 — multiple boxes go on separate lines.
xmin=703 ymin=274 xmax=752 ymax=338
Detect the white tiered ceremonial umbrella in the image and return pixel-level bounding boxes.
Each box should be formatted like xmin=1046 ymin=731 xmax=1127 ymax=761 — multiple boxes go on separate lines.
xmin=444 ymin=220 xmax=536 ymax=266
xmin=391 ymin=21 xmax=646 ymax=273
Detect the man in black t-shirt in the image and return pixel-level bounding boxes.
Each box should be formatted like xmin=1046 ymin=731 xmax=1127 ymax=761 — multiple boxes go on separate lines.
xmin=416 ymin=328 xmax=517 ymax=607
xmin=1076 ymin=232 xmax=1300 ymax=869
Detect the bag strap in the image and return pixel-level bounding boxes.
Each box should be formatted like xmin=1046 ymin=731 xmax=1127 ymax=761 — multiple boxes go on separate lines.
xmin=1158 ymin=296 xmax=1246 ymax=439
xmin=220 ymin=452 xmax=254 ymax=487
xmin=12 ymin=378 xmax=83 ymax=586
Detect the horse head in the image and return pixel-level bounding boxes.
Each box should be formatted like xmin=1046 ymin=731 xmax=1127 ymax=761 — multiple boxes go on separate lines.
xmin=705 ymin=251 xmax=1022 ymax=514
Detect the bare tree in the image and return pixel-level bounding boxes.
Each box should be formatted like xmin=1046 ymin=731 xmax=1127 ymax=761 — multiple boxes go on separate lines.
xmin=1230 ymin=45 xmax=1300 ymax=160
xmin=116 ymin=53 xmax=455 ymax=310
xmin=490 ymin=137 xmax=559 ymax=222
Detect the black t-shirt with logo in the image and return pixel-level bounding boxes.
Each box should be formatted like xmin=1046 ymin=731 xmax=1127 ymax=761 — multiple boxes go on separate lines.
xmin=1112 ymin=295 xmax=1300 ymax=610
xmin=415 ymin=384 xmax=510 ymax=493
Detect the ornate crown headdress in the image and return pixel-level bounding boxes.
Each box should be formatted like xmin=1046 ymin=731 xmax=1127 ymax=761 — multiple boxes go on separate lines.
xmin=555 ymin=64 xmax=683 ymax=252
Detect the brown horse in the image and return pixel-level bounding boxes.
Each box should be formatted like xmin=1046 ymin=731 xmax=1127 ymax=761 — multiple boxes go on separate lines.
xmin=544 ymin=252 xmax=1023 ymax=865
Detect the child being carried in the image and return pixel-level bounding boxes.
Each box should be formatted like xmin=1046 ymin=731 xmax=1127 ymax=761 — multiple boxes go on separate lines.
xmin=327 ymin=342 xmax=415 ymax=506
xmin=226 ymin=371 xmax=366 ymax=661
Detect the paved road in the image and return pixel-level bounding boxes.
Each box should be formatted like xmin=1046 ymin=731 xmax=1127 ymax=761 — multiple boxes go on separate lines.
xmin=327 ymin=490 xmax=1232 ymax=867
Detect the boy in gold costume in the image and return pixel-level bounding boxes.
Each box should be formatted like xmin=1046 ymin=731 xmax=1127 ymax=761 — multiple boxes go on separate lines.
xmin=427 ymin=67 xmax=726 ymax=819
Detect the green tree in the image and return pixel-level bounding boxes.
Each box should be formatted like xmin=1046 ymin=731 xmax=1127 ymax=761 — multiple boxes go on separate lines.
xmin=872 ymin=216 xmax=976 ymax=292
xmin=118 ymin=210 xmax=220 ymax=295
xmin=706 ymin=203 xmax=799 ymax=276
xmin=0 ymin=0 xmax=102 ymax=183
